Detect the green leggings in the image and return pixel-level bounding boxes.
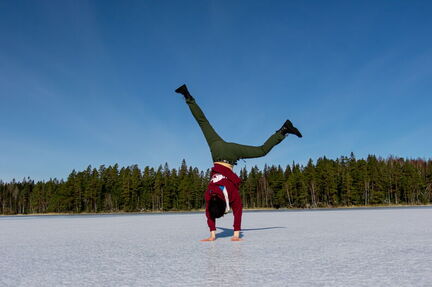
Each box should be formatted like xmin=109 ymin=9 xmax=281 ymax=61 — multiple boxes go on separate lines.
xmin=186 ymin=99 xmax=285 ymax=165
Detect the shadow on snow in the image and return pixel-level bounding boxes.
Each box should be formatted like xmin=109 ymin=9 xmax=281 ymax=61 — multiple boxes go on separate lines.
xmin=216 ymin=226 xmax=285 ymax=238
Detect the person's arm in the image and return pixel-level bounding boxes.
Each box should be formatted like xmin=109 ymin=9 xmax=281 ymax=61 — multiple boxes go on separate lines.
xmin=232 ymin=230 xmax=241 ymax=241
xmin=201 ymin=200 xmax=217 ymax=241
xmin=201 ymin=230 xmax=216 ymax=242
xmin=231 ymin=196 xmax=243 ymax=241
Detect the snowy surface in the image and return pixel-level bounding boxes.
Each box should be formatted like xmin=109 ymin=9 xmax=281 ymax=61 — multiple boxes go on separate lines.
xmin=1 ymin=207 xmax=432 ymax=287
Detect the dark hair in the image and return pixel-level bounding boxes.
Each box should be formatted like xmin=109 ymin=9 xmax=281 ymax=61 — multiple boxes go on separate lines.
xmin=209 ymin=194 xmax=226 ymax=219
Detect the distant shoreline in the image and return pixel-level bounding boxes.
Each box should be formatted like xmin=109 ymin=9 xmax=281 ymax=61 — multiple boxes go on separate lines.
xmin=1 ymin=204 xmax=431 ymax=216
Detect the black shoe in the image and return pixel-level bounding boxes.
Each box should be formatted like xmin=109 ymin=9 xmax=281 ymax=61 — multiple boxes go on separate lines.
xmin=277 ymin=120 xmax=302 ymax=138
xmin=175 ymin=84 xmax=194 ymax=101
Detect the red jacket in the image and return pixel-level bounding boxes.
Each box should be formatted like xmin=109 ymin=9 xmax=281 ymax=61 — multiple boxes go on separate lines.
xmin=205 ymin=163 xmax=242 ymax=231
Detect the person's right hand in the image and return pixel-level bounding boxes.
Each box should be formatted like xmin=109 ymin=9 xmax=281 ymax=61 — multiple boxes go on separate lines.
xmin=231 ymin=237 xmax=243 ymax=241
xmin=200 ymin=237 xmax=216 ymax=242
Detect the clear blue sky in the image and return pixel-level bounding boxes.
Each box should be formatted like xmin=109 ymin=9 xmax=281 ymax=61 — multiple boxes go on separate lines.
xmin=1 ymin=0 xmax=431 ymax=181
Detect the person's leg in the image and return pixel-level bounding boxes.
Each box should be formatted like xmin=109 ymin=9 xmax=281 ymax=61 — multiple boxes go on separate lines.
xmin=221 ymin=119 xmax=302 ymax=162
xmin=226 ymin=131 xmax=286 ymax=160
xmin=176 ymin=85 xmax=225 ymax=150
xmin=185 ymin=98 xmax=224 ymax=146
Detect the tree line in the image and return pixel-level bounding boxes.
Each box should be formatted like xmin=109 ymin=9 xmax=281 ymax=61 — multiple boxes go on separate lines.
xmin=1 ymin=154 xmax=431 ymax=215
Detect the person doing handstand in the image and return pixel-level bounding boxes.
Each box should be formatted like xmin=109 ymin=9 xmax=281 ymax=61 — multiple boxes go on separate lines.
xmin=175 ymin=84 xmax=302 ymax=241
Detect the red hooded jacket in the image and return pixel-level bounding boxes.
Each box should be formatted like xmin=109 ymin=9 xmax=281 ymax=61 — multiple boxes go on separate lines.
xmin=205 ymin=163 xmax=242 ymax=231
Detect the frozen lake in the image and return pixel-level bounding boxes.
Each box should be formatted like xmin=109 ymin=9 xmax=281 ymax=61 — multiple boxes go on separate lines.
xmin=1 ymin=207 xmax=431 ymax=287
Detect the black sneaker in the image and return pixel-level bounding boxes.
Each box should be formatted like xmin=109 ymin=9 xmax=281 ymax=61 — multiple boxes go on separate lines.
xmin=175 ymin=84 xmax=194 ymax=101
xmin=277 ymin=120 xmax=302 ymax=138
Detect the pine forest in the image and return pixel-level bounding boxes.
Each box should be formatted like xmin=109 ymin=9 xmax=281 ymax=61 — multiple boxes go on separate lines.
xmin=1 ymin=154 xmax=431 ymax=215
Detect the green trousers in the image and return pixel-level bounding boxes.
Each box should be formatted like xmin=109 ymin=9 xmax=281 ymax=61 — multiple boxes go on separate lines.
xmin=186 ymin=99 xmax=285 ymax=165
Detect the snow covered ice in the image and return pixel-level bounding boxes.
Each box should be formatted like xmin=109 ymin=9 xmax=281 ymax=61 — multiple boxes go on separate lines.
xmin=1 ymin=207 xmax=431 ymax=286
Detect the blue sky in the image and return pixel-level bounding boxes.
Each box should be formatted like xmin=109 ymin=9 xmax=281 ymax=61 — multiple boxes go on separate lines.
xmin=1 ymin=0 xmax=431 ymax=181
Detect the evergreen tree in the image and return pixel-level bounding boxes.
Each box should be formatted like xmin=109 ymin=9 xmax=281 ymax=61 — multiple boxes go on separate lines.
xmin=304 ymin=159 xmax=318 ymax=207
xmin=153 ymin=165 xmax=164 ymax=211
xmin=141 ymin=166 xmax=155 ymax=211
